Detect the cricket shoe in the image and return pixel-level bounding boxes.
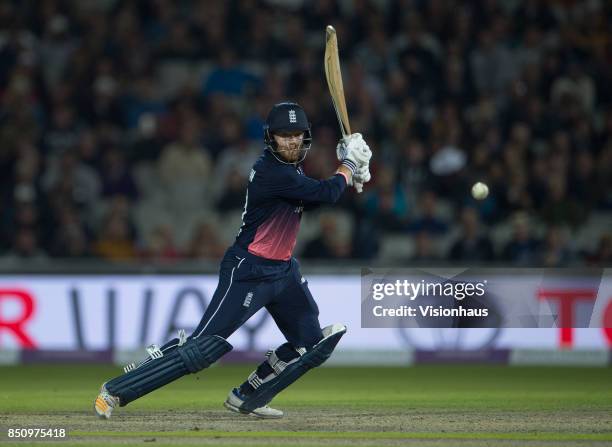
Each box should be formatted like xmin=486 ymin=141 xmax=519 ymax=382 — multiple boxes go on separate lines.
xmin=94 ymin=383 xmax=120 ymax=419
xmin=224 ymin=388 xmax=283 ymax=419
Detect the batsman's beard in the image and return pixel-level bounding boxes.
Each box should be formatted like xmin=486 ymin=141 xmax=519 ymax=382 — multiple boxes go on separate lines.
xmin=284 ymin=143 xmax=299 ymax=159
xmin=277 ymin=142 xmax=305 ymax=163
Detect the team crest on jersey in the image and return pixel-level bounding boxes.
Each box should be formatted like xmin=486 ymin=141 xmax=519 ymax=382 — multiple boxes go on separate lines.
xmin=289 ymin=110 xmax=297 ymax=123
xmin=243 ymin=291 xmax=253 ymax=308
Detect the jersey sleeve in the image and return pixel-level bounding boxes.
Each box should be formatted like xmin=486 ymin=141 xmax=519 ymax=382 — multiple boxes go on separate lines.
xmin=270 ymin=169 xmax=347 ymax=204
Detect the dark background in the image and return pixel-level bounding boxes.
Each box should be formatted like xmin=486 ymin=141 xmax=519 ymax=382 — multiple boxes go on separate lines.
xmin=0 ymin=0 xmax=610 ymax=267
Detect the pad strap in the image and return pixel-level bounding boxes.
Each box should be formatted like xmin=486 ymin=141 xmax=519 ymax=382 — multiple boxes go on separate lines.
xmin=123 ymin=330 xmax=188 ymax=373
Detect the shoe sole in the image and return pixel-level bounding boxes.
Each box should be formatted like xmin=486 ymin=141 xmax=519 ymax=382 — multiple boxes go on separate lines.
xmin=94 ymin=384 xmax=116 ymax=420
xmin=223 ymin=401 xmax=283 ymax=419
xmin=94 ymin=396 xmax=111 ymax=419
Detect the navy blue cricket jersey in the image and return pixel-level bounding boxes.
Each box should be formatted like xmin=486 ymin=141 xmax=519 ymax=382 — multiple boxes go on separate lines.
xmin=234 ymin=149 xmax=348 ymax=261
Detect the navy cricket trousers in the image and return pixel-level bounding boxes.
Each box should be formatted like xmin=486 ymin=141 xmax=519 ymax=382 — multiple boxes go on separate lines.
xmin=191 ymin=245 xmax=324 ymax=349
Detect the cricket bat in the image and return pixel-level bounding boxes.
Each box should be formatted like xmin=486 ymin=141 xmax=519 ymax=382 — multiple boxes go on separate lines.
xmin=324 ymin=25 xmax=351 ymax=140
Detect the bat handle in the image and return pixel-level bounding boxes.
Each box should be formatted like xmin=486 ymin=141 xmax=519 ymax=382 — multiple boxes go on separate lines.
xmin=339 ymin=122 xmax=350 ymax=140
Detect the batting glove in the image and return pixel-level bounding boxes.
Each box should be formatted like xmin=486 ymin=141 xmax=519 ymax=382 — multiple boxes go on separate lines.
xmin=336 ymin=133 xmax=372 ymax=174
xmin=352 ymin=164 xmax=371 ymax=193
xmin=336 ymin=133 xmax=366 ymax=160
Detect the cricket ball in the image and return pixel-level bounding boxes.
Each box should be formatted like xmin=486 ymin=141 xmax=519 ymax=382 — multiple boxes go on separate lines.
xmin=471 ymin=182 xmax=489 ymax=200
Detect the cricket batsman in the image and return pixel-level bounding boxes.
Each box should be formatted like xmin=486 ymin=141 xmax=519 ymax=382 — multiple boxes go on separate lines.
xmin=94 ymin=101 xmax=372 ymax=419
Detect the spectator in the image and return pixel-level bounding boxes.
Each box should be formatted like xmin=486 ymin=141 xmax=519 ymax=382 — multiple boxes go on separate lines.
xmin=363 ymin=165 xmax=408 ymax=232
xmin=470 ymin=28 xmax=516 ymax=96
xmin=585 ymin=234 xmax=612 ymax=266
xmin=502 ymin=212 xmax=541 ymax=265
xmin=188 ymin=221 xmax=226 ymax=260
xmin=540 ymin=226 xmax=572 ymax=267
xmin=43 ymin=149 xmax=101 ymax=212
xmin=449 ymin=207 xmax=494 ymax=262
xmin=51 ymin=206 xmax=91 ymax=258
xmin=121 ymin=76 xmax=167 ymax=130
xmin=100 ymin=147 xmax=138 ymax=199
xmin=158 ymin=118 xmax=213 ymax=212
xmin=411 ymin=231 xmax=440 ymax=263
xmin=216 ymin=168 xmax=248 ymax=214
xmin=551 ymin=63 xmax=596 ymax=113
xmin=158 ymin=119 xmax=211 ymax=186
xmin=92 ymin=214 xmax=136 ymax=261
xmin=407 ymin=190 xmax=449 ymax=235
xmin=214 ymin=133 xmax=259 ymax=191
xmin=302 ymin=214 xmax=351 ymax=259
xmin=540 ymin=174 xmax=585 ymax=229
xmin=569 ymin=151 xmax=599 ymax=207
xmin=2 ymin=228 xmax=48 ymax=262
xmin=44 ymin=105 xmax=81 ymax=155
xmin=202 ymin=48 xmax=260 ymax=97
xmin=397 ymin=139 xmax=431 ymax=201
xmin=141 ymin=225 xmax=179 ymax=261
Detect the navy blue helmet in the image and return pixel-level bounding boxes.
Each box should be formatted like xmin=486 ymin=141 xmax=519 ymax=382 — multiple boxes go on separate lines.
xmin=264 ymin=102 xmax=312 ymax=162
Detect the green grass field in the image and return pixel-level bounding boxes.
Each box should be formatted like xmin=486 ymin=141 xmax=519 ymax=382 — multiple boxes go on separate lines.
xmin=0 ymin=364 xmax=610 ymax=446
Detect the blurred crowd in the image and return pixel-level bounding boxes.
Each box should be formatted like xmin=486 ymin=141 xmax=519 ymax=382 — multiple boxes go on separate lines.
xmin=0 ymin=0 xmax=611 ymax=266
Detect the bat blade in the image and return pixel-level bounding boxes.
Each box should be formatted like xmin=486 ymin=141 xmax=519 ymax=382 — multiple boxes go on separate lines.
xmin=324 ymin=25 xmax=351 ymax=139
